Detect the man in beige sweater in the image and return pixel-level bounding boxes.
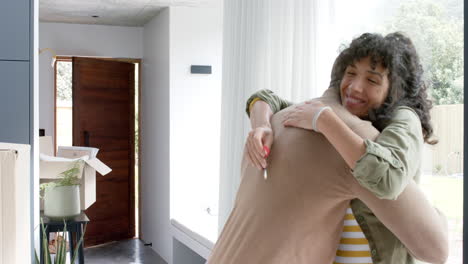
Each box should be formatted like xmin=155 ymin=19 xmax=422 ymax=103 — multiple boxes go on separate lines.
xmin=207 ymin=92 xmax=448 ymax=264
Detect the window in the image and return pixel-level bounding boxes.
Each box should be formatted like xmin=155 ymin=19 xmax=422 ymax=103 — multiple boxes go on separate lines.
xmin=331 ymin=0 xmax=464 ymax=262
xmin=218 ymin=2 xmax=462 ymax=261
xmin=55 ymin=59 xmax=73 ymax=148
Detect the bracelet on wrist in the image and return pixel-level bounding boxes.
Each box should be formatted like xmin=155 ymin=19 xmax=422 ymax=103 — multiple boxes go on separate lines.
xmin=312 ymin=106 xmax=332 ymax=132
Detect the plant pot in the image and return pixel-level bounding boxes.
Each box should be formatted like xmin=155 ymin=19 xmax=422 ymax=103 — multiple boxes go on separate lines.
xmin=44 ymin=185 xmax=80 ymax=218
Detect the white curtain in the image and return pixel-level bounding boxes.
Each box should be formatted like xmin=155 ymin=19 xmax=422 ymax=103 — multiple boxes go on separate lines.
xmin=0 ymin=144 xmax=31 ymax=264
xmin=218 ymin=0 xmax=338 ymax=233
xmin=0 ymin=150 xmax=16 ymax=264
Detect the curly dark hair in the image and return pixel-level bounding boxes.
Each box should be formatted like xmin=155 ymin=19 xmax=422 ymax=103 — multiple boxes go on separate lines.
xmin=329 ymin=32 xmax=437 ymax=144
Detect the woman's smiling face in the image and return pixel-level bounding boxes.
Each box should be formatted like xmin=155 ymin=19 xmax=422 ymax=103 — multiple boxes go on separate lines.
xmin=340 ymin=56 xmax=390 ymax=117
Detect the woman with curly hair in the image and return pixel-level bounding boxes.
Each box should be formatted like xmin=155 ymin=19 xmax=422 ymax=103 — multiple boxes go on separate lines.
xmin=243 ymin=32 xmax=444 ymax=264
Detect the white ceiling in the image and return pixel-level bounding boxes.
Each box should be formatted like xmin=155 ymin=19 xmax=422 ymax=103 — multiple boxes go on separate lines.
xmin=40 ymin=0 xmax=218 ymax=27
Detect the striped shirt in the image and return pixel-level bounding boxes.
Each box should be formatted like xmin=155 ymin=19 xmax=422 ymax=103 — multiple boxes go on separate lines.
xmin=333 ymin=207 xmax=373 ymax=264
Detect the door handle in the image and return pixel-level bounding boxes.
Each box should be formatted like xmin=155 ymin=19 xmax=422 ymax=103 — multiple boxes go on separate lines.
xmin=84 ymin=131 xmax=90 ymax=146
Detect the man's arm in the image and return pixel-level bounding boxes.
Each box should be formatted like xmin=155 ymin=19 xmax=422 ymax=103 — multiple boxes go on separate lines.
xmin=355 ymin=180 xmax=448 ymax=263
xmin=309 ymin=98 xmax=448 ymax=263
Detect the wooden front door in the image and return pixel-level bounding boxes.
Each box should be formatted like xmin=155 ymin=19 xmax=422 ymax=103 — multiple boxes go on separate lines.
xmin=72 ymin=57 xmax=135 ymax=246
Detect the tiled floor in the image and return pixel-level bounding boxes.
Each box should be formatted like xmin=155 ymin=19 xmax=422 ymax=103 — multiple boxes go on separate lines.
xmin=84 ymin=239 xmax=167 ymax=264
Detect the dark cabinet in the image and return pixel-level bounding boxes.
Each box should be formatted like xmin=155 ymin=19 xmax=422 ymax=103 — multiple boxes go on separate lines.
xmin=0 ymin=0 xmax=30 ymax=61
xmin=0 ymin=61 xmax=30 ymax=144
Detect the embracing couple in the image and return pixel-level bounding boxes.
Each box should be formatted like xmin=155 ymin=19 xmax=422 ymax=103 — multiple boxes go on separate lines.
xmin=208 ymin=32 xmax=449 ymax=264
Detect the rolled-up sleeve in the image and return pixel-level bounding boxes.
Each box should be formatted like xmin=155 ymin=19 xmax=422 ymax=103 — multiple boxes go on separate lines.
xmin=352 ymin=107 xmax=424 ymax=200
xmin=245 ymin=89 xmax=293 ymax=117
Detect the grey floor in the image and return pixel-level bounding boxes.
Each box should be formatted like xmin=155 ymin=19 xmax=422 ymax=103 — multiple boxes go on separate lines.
xmin=84 ymin=239 xmax=167 ymax=264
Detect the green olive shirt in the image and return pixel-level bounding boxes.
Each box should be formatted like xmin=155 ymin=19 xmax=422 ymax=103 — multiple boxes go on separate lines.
xmin=246 ymin=89 xmax=424 ymax=264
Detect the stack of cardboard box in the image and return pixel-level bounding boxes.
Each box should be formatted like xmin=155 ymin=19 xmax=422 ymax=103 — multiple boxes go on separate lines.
xmin=39 ymin=136 xmax=111 ymax=210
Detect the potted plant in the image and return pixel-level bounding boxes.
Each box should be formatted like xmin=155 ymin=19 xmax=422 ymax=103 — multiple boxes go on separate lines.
xmin=40 ymin=160 xmax=85 ymax=218
xmin=35 ymin=218 xmax=86 ymax=264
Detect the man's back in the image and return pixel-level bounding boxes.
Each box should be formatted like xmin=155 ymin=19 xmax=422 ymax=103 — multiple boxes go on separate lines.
xmin=208 ymin=100 xmax=379 ymax=263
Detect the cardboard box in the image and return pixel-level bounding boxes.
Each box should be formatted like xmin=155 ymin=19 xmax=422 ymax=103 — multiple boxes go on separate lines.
xmin=39 ymin=136 xmax=111 ymax=210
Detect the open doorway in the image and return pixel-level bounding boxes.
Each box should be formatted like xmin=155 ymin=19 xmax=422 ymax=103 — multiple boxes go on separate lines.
xmin=54 ymin=56 xmax=142 ymax=244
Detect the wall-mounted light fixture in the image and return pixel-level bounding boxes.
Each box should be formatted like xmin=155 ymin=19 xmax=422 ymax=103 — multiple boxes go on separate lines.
xmin=191 ymin=65 xmax=212 ymax=74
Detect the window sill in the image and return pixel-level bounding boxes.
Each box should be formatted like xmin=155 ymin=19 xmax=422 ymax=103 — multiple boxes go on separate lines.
xmin=170 ymin=217 xmax=216 ymax=260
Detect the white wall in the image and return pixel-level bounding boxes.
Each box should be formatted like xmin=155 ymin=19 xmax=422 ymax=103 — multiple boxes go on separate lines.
xmin=39 ymin=22 xmax=143 ymax=142
xmin=32 ymin=0 xmax=40 ymax=256
xmin=169 ymin=6 xmax=223 ymax=242
xmin=141 ymin=5 xmax=223 ymax=263
xmin=141 ymin=8 xmax=172 ymax=263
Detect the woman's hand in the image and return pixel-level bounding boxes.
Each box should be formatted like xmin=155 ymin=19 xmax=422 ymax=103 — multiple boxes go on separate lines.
xmin=282 ymin=100 xmax=327 ymax=131
xmin=245 ymin=125 xmax=274 ymax=169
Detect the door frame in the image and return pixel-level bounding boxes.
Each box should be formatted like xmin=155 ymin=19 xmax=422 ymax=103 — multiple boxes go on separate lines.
xmin=54 ymin=56 xmax=142 ymax=239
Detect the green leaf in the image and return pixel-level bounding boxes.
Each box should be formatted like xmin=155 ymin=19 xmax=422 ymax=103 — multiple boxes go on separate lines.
xmin=40 ymin=218 xmax=52 ymax=264
xmin=71 ymin=223 xmax=87 ymax=263
xmin=40 ymin=160 xmax=84 ymax=199
xmin=37 ymin=217 xmax=87 ymax=264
